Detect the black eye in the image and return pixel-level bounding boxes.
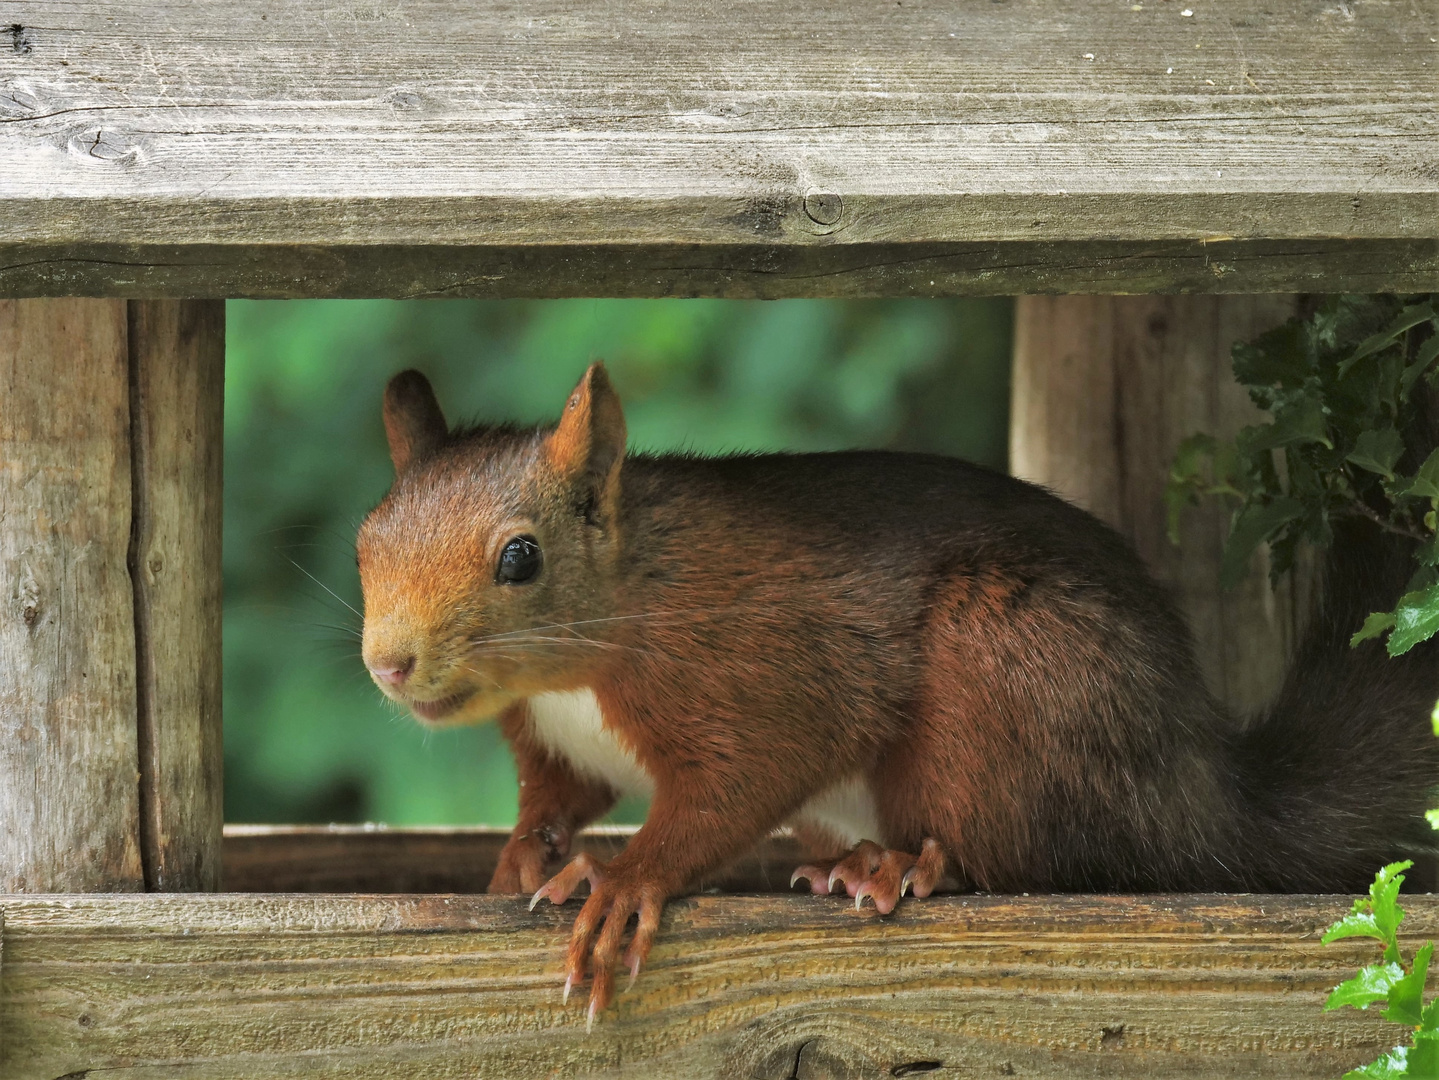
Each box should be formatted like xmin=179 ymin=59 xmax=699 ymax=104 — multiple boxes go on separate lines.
xmin=496 ymin=535 xmax=542 ymax=584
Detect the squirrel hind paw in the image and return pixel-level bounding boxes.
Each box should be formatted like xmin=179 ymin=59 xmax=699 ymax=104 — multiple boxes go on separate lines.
xmin=791 ymin=838 xmax=946 ymax=914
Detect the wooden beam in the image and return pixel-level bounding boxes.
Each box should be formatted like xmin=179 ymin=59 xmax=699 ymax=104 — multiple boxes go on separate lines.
xmin=221 ymin=826 xmax=805 ymax=894
xmin=0 ymin=891 xmax=1422 ymax=1078
xmin=0 ymin=299 xmax=224 ymax=894
xmin=1010 ymin=296 xmax=1319 ymax=718
xmin=1 ymin=1 xmax=1435 ymax=298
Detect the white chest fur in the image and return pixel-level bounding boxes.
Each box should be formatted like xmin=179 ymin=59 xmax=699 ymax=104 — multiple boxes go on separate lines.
xmin=526 ymin=690 xmax=879 ymax=848
xmin=526 ymin=689 xmax=655 ymax=798
xmin=791 ymin=776 xmax=883 ymax=849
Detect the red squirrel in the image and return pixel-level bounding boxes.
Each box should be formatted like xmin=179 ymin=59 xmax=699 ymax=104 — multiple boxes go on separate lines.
xmin=358 ymin=362 xmax=1439 ymax=1024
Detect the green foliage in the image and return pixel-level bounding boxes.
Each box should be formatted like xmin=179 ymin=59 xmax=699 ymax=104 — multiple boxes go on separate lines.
xmin=225 ymin=298 xmax=1013 ymax=825
xmin=1170 ymin=299 xmax=1439 ymax=1076
xmin=1166 ymin=295 xmax=1439 ymax=654
xmin=1324 ymin=862 xmax=1439 ymax=1079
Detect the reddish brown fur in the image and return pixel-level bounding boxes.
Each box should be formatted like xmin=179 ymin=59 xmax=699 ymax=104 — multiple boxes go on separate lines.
xmin=358 ymin=363 xmax=1439 ymax=1019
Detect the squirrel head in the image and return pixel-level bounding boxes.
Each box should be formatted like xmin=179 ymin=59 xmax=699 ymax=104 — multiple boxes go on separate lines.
xmin=357 ymin=362 xmax=628 ymax=726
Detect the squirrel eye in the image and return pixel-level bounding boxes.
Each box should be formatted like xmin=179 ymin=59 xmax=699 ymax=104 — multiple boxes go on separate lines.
xmin=496 ymin=535 xmax=542 ymax=585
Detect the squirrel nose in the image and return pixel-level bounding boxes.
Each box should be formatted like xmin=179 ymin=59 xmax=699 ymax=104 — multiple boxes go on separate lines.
xmin=367 ymin=655 xmax=415 ymax=686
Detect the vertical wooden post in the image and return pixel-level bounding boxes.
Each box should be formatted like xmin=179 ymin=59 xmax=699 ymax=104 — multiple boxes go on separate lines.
xmin=0 ymin=299 xmax=142 ymax=892
xmin=1010 ymin=296 xmax=1317 ymax=718
xmin=129 ymin=301 xmax=225 ymax=891
xmin=0 ymin=299 xmax=223 ymax=893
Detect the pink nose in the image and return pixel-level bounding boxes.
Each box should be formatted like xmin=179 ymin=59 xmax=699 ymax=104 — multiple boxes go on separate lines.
xmin=367 ymin=655 xmax=415 ymax=686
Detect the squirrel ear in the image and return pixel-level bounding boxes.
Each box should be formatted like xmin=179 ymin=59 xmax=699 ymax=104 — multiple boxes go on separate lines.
xmin=383 ymin=369 xmax=448 ymax=475
xmin=546 ymin=362 xmax=627 ymax=512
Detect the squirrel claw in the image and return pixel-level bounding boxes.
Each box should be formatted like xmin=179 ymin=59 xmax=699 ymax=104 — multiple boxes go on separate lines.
xmin=545 ymin=863 xmax=667 ymax=1027
xmin=531 ymin=852 xmax=607 ymax=910
xmin=790 ymin=864 xmax=837 ymax=894
xmin=791 ymin=838 xmax=946 ymax=915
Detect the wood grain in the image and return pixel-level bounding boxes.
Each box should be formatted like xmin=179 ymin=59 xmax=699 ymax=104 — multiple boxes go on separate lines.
xmin=0 ymin=891 xmax=1427 ymax=1079
xmin=221 ymin=826 xmax=805 ymax=894
xmin=128 ymin=301 xmax=225 ymax=891
xmin=1 ymin=1 xmax=1435 ymax=297
xmin=0 ymin=299 xmax=144 ymax=892
xmin=1011 ymin=296 xmax=1320 ymax=718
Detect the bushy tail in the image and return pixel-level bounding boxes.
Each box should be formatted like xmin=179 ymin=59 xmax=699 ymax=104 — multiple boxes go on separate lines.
xmin=1235 ymin=520 xmax=1439 ymax=892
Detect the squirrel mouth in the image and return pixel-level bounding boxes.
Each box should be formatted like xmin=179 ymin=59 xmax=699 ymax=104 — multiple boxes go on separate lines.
xmin=407 ymin=689 xmax=475 ymax=722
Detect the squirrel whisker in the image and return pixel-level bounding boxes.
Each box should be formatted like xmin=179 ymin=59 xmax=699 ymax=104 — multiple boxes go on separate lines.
xmin=468 ymin=637 xmax=676 ymax=662
xmin=286 ymin=556 xmax=363 ymax=620
xmin=469 ymin=607 xmax=742 ymax=645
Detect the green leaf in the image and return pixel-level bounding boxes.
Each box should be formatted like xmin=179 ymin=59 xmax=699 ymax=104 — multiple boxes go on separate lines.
xmin=1326 ymin=909 xmax=1386 ymax=947
xmin=1343 ymin=1046 xmax=1412 ymax=1080
xmin=1239 ymin=397 xmax=1332 ymax=454
xmin=1428 ymin=809 xmax=1439 ymax=831
xmin=1400 ymin=332 xmax=1439 ymax=398
xmin=1353 ymin=611 xmax=1398 ymax=647
xmin=1388 ymin=584 xmax=1439 ymax=657
xmin=1383 ymin=942 xmax=1433 ymax=1026
xmin=1165 ymin=434 xmax=1219 ymax=543
xmin=1327 ymin=863 xmax=1413 ymax=956
xmin=1407 ymin=1029 xmax=1439 ymax=1079
xmin=1422 ymin=989 xmax=1439 ymax=1028
xmin=1327 ymin=962 xmax=1407 ymax=1011
xmin=1220 ymin=499 xmax=1306 ymax=589
xmin=1392 ymin=449 xmax=1439 ymax=501
xmin=1232 ymin=321 xmax=1310 ymax=388
xmin=1416 ymin=534 xmax=1439 ymax=568
xmin=1340 ymin=301 xmax=1436 ymax=377
xmin=1349 ymin=428 xmax=1407 ymax=481
xmin=1372 ymin=862 xmax=1414 ymax=959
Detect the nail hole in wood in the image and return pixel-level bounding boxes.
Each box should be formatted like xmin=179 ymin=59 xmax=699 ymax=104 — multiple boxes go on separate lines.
xmin=893 ymin=1063 xmax=943 ymax=1077
xmin=803 ymin=192 xmax=843 ymax=226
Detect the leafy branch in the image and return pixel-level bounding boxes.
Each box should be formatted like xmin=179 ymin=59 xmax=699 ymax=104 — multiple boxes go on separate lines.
xmin=1170 ymin=296 xmax=1439 ymax=1077
xmin=1323 ymin=860 xmax=1439 ymax=1079
xmin=1166 ymin=295 xmax=1439 ymax=655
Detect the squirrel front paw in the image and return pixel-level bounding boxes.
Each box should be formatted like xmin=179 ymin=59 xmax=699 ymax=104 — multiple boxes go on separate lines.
xmin=489 ymin=829 xmax=563 ymax=894
xmin=529 ymin=853 xmax=667 ymax=1030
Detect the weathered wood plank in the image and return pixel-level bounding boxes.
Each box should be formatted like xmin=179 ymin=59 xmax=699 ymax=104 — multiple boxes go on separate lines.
xmin=128 ymin=301 xmax=225 ymax=891
xmin=1011 ymin=296 xmax=1322 ymax=718
xmin=221 ymin=826 xmax=805 ymax=894
xmin=0 ymin=299 xmax=143 ymax=892
xmin=1 ymin=1 xmax=1435 ymax=297
xmin=4 ymin=240 xmax=1437 ymax=299
xmin=0 ymin=892 xmax=1425 ymax=1079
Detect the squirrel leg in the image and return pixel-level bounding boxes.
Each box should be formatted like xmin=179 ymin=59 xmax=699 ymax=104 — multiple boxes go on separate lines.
xmin=791 ymin=837 xmax=947 ymax=914
xmin=530 ymin=778 xmax=784 ymax=1025
xmin=490 ymin=705 xmax=617 ymax=894
xmin=529 ymin=848 xmax=669 ymax=1026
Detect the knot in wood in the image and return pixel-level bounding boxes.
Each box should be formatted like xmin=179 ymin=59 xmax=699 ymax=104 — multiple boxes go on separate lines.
xmin=67 ymin=127 xmax=141 ymax=167
xmin=803 ymin=192 xmax=843 ymax=226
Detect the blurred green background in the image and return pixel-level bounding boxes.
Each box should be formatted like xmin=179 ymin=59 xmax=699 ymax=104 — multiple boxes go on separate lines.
xmin=223 ymin=298 xmax=1014 ymax=826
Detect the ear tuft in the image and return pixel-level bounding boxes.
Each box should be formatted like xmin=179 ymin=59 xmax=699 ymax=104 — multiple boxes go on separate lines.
xmin=383 ymin=369 xmax=448 ymax=475
xmin=545 ymin=362 xmax=627 ymax=516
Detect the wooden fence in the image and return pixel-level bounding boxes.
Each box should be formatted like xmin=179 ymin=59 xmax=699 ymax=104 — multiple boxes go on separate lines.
xmin=2 ymin=0 xmax=1437 ymax=1076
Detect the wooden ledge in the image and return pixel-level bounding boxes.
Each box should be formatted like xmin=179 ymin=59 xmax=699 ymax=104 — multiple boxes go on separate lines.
xmin=1 ymin=890 xmax=1428 ymax=1078
xmin=221 ymin=824 xmax=805 ymax=894
xmin=2 ymin=0 xmax=1437 ymax=296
